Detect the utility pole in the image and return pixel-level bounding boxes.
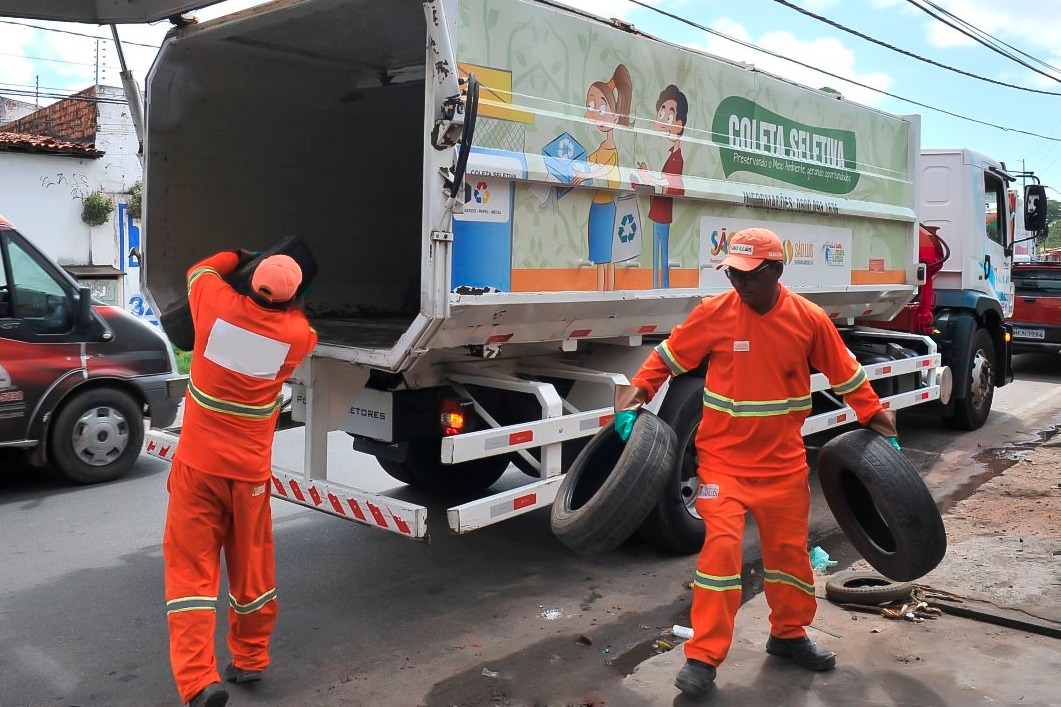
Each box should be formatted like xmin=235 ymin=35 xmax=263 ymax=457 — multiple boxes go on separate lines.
xmin=35 ymin=75 xmax=39 ymax=107
xmin=95 ymin=38 xmax=100 ymax=85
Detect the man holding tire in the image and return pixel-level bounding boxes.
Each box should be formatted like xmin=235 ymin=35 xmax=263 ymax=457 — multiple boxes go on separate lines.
xmin=616 ymin=228 xmax=898 ymax=696
xmin=164 ymin=251 xmax=317 ymax=707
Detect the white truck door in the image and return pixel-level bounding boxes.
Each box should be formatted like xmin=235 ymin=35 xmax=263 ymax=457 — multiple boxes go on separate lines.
xmin=0 ymin=1 xmax=223 ymax=23
xmin=981 ymin=167 xmax=1014 ymax=317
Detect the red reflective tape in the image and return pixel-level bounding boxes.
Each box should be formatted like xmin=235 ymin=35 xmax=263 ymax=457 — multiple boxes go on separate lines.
xmin=920 ymin=391 xmax=930 ymax=400
xmin=367 ymin=502 xmax=388 ymax=528
xmin=922 ymin=359 xmax=932 ymax=367
xmin=882 ymin=402 xmax=891 ymax=410
xmin=328 ymin=493 xmax=346 ymax=515
xmin=861 ymin=309 xmax=873 ymax=316
xmin=390 ymin=513 xmax=411 ymax=535
xmin=487 ymin=333 xmax=513 ymax=344
xmin=829 ymin=312 xmax=840 ymax=318
xmin=570 ymin=329 xmax=591 ymax=338
xmin=347 ymin=499 xmax=368 ymax=522
xmin=509 ymin=430 xmax=533 ymax=445
xmin=638 ymin=325 xmax=657 ymax=333
xmin=882 ymin=365 xmax=892 ymax=374
xmin=836 ymin=413 xmax=848 ymax=423
xmin=146 ymin=440 xmax=156 ymax=452
xmin=271 ymin=477 xmax=287 ymax=496
xmin=599 ymin=413 xmax=614 ymax=426
xmin=513 ymin=493 xmax=537 ymax=510
xmin=309 ymin=485 xmax=323 ymax=506
xmin=289 ymin=480 xmax=306 ymax=503
xmin=159 ymin=446 xmax=171 ymax=457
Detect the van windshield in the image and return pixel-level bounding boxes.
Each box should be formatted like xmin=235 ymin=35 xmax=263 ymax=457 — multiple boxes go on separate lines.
xmin=1013 ymin=268 xmax=1061 ymax=296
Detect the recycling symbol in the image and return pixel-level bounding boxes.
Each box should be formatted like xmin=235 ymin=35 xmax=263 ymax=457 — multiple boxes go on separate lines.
xmin=617 ymin=214 xmax=637 ymax=243
xmin=557 ymin=138 xmax=575 ymax=159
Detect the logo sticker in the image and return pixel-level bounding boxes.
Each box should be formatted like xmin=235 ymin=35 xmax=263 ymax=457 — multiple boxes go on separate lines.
xmin=698 ymin=483 xmax=720 ymax=499
xmin=730 ymin=243 xmax=755 ymax=255
xmin=733 ymin=340 xmax=750 ymax=352
xmin=252 ymin=484 xmax=266 ymax=497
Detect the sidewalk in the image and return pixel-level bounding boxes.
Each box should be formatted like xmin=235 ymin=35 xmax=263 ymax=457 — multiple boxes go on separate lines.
xmin=613 ymin=435 xmax=1061 ymax=706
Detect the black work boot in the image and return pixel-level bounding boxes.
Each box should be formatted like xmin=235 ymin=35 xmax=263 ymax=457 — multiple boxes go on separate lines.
xmin=223 ymin=661 xmax=264 ymax=683
xmin=674 ymin=658 xmax=717 ymax=696
xmin=766 ymin=635 xmax=836 ymax=671
xmin=188 ymin=682 xmax=229 ymax=707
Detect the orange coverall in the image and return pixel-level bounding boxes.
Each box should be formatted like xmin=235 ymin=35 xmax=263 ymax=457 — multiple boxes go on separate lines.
xmin=164 ymin=252 xmax=317 ymax=703
xmin=631 ymin=285 xmax=883 ymax=667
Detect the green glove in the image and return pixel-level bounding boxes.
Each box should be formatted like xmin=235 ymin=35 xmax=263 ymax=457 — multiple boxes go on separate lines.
xmin=614 ymin=409 xmax=638 ymax=441
xmin=887 ymin=436 xmax=902 ymax=452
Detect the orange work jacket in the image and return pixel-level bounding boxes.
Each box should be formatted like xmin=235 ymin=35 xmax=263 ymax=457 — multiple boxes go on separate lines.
xmin=173 ymin=251 xmax=317 ymax=482
xmin=632 ymin=285 xmax=883 ymax=477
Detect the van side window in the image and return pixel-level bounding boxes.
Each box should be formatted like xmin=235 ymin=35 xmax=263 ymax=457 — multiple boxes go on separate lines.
xmin=7 ymin=238 xmax=72 ymax=334
xmin=0 ymin=247 xmax=9 ymax=319
xmin=1013 ymin=269 xmax=1061 ymax=296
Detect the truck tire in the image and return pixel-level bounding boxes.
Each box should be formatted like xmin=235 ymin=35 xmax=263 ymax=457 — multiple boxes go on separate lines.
xmin=825 ymin=570 xmax=914 ymax=605
xmin=817 ymin=429 xmax=946 ymax=581
xmin=381 ymin=440 xmax=509 ymax=494
xmin=551 ymin=412 xmax=676 ymax=554
xmin=638 ymin=375 xmax=706 ymax=555
xmin=49 ymin=387 xmax=144 ymax=484
xmin=946 ymin=327 xmax=995 ymax=430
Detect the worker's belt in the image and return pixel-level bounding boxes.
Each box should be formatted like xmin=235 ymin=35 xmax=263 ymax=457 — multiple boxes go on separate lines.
xmin=692 ymin=571 xmax=742 ymax=593
xmin=702 ymin=389 xmax=812 ymax=417
xmin=229 ymin=588 xmax=278 ymax=615
xmin=187 ymin=379 xmax=282 ymax=420
xmin=763 ymin=567 xmax=815 ymax=596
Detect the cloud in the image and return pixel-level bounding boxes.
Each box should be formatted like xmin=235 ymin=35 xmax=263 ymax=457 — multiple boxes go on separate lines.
xmin=0 ymin=23 xmax=39 ymax=94
xmin=691 ymin=18 xmax=893 ymax=106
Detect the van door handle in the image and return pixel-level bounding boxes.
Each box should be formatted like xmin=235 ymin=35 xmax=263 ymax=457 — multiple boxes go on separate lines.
xmin=1022 ymin=297 xmax=1036 ymax=303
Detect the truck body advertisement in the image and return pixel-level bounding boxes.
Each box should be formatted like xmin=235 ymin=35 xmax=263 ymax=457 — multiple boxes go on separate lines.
xmin=452 ymin=0 xmax=915 ymax=294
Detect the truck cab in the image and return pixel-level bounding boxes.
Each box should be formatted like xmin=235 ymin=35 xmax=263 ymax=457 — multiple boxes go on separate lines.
xmin=0 ymin=214 xmax=179 ymax=483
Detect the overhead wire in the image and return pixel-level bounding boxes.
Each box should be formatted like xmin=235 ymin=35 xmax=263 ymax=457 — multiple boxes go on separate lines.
xmin=769 ymin=0 xmax=1061 ymax=96
xmin=0 ymin=20 xmax=161 ymax=49
xmin=624 ymin=0 xmax=1061 ymax=143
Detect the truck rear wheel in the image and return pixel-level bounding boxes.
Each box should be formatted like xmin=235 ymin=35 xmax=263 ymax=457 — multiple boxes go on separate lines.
xmin=49 ymin=387 xmax=144 ymax=484
xmin=947 ymin=328 xmax=995 ymax=430
xmin=638 ymin=375 xmax=706 ymax=555
xmin=379 ymin=440 xmax=509 ymax=494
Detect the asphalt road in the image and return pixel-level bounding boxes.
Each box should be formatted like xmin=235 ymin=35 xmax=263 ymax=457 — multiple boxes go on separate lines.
xmin=1 ymin=353 xmax=1059 ymax=707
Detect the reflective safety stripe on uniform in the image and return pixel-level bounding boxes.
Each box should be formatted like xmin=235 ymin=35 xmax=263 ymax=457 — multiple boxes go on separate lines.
xmin=763 ymin=568 xmax=816 ymax=596
xmin=166 ymin=596 xmax=218 ymax=615
xmin=693 ymin=571 xmax=742 ymax=592
xmin=187 ymin=378 xmax=282 ymax=419
xmin=655 ymin=340 xmax=688 ymax=376
xmin=229 ymin=588 xmax=277 ymax=615
xmin=831 ymin=365 xmax=868 ymax=395
xmin=204 ymin=318 xmax=292 ymax=380
xmin=187 ymin=266 xmax=220 ymax=292
xmin=702 ymin=389 xmax=812 ymax=417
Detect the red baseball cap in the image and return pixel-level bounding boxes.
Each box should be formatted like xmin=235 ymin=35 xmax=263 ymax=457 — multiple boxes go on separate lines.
xmin=252 ymin=254 xmax=302 ymax=303
xmin=716 ymin=228 xmax=785 ymax=271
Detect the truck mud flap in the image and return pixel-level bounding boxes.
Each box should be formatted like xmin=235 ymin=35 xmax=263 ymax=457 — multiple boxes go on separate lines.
xmin=143 ymin=430 xmax=428 ymax=541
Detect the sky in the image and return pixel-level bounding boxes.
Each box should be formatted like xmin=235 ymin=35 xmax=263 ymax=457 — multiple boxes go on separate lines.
xmin=1 ymin=0 xmax=1059 ymax=195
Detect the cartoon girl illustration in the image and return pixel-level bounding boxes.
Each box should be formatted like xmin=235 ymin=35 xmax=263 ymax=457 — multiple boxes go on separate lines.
xmin=571 ymin=64 xmax=634 ymax=291
xmin=635 ymin=84 xmax=687 ymax=289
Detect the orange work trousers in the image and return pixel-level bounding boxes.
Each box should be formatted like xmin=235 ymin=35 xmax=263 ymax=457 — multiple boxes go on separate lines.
xmin=163 ymin=459 xmax=278 ymax=703
xmin=684 ymin=468 xmax=817 ymax=667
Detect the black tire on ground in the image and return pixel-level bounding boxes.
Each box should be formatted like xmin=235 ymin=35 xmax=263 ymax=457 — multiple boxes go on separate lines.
xmin=825 ymin=570 xmax=914 ymax=605
xmin=817 ymin=429 xmax=946 ymax=582
xmin=946 ymin=327 xmax=995 ymax=431
xmin=638 ymin=375 xmax=706 ymax=555
xmin=550 ymin=411 xmax=677 ymax=554
xmin=49 ymin=387 xmax=145 ymax=484
xmin=378 ymin=440 xmax=509 ymax=494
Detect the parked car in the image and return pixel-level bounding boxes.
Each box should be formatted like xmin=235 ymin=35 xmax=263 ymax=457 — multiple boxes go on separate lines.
xmin=1009 ymin=261 xmax=1061 ymax=355
xmin=0 ymin=214 xmax=179 ymax=484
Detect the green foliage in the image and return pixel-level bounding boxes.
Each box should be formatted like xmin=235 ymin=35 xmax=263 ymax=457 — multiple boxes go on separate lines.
xmin=1046 ymin=198 xmax=1061 ymax=250
xmin=173 ymin=346 xmax=192 ymax=374
xmin=81 ymin=189 xmax=115 ymax=227
xmin=127 ymin=181 xmax=143 ymax=220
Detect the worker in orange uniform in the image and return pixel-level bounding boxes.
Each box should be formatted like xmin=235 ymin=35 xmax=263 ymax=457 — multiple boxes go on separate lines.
xmin=164 ymin=250 xmax=317 ymax=707
xmin=614 ymin=228 xmax=898 ymax=696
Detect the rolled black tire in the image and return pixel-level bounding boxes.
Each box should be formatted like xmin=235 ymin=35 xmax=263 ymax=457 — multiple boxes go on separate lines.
xmin=551 ymin=411 xmax=677 ymax=554
xmin=817 ymin=429 xmax=946 ymax=582
xmin=946 ymin=328 xmax=995 ymax=431
xmin=825 ymin=570 xmax=914 ymax=605
xmin=638 ymin=375 xmax=706 ymax=555
xmin=49 ymin=387 xmax=145 ymax=484
xmin=382 ymin=440 xmax=509 ymax=494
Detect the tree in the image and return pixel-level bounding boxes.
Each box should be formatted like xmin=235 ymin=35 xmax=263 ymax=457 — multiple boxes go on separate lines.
xmin=1047 ymin=198 xmax=1061 ymax=250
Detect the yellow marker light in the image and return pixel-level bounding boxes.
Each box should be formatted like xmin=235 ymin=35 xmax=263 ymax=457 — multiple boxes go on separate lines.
xmin=1005 ymin=331 xmax=1012 ymax=343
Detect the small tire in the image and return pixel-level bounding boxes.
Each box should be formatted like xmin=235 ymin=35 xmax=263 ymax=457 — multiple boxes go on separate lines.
xmin=638 ymin=375 xmax=706 ymax=555
xmin=380 ymin=440 xmax=509 ymax=494
xmin=49 ymin=387 xmax=144 ymax=484
xmin=946 ymin=328 xmax=995 ymax=431
xmin=818 ymin=429 xmax=946 ymax=581
xmin=551 ymin=411 xmax=677 ymax=554
xmin=825 ymin=570 xmax=914 ymax=605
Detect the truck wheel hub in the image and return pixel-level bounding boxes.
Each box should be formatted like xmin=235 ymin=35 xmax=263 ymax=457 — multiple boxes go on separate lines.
xmin=970 ymin=350 xmax=992 ymax=407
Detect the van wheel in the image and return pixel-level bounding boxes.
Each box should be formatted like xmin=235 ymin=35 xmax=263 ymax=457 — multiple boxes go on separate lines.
xmin=50 ymin=388 xmax=144 ymax=484
xmin=946 ymin=328 xmax=994 ymax=430
xmin=383 ymin=440 xmax=509 ymax=494
xmin=638 ymin=375 xmax=705 ymax=555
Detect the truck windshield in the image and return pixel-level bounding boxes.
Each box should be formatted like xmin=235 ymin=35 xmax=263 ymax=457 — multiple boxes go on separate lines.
xmin=1013 ymin=269 xmax=1061 ymax=296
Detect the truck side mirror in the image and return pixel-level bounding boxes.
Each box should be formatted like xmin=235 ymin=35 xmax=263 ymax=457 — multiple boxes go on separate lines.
xmin=77 ymin=286 xmax=94 ymax=329
xmin=1024 ymin=184 xmax=1048 ymax=232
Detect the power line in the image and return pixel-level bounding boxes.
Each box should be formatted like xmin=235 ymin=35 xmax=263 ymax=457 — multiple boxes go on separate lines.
xmin=904 ymin=0 xmax=1061 ymax=85
xmin=624 ymin=0 xmax=1061 ymax=143
xmin=0 ymin=20 xmax=160 ymax=49
xmin=769 ymin=0 xmax=1061 ymax=96
xmin=0 ymin=51 xmax=97 ymax=68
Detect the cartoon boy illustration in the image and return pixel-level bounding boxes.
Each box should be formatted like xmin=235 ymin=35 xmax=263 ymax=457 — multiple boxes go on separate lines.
xmin=572 ymin=64 xmax=634 ymax=292
xmin=635 ymin=84 xmax=687 ymax=289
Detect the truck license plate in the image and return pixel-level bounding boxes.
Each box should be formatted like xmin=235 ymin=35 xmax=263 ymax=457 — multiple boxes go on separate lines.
xmin=1013 ymin=328 xmax=1045 ymax=340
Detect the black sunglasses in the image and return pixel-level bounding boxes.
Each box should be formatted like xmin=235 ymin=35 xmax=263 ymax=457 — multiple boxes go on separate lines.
xmin=724 ymin=261 xmax=775 ymax=281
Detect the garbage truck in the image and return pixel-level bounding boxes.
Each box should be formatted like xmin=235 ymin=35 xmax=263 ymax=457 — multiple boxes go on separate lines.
xmin=4 ymin=0 xmax=1047 ymax=550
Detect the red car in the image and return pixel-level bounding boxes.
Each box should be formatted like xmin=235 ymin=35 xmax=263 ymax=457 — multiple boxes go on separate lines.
xmin=1010 ymin=261 xmax=1061 ymax=355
